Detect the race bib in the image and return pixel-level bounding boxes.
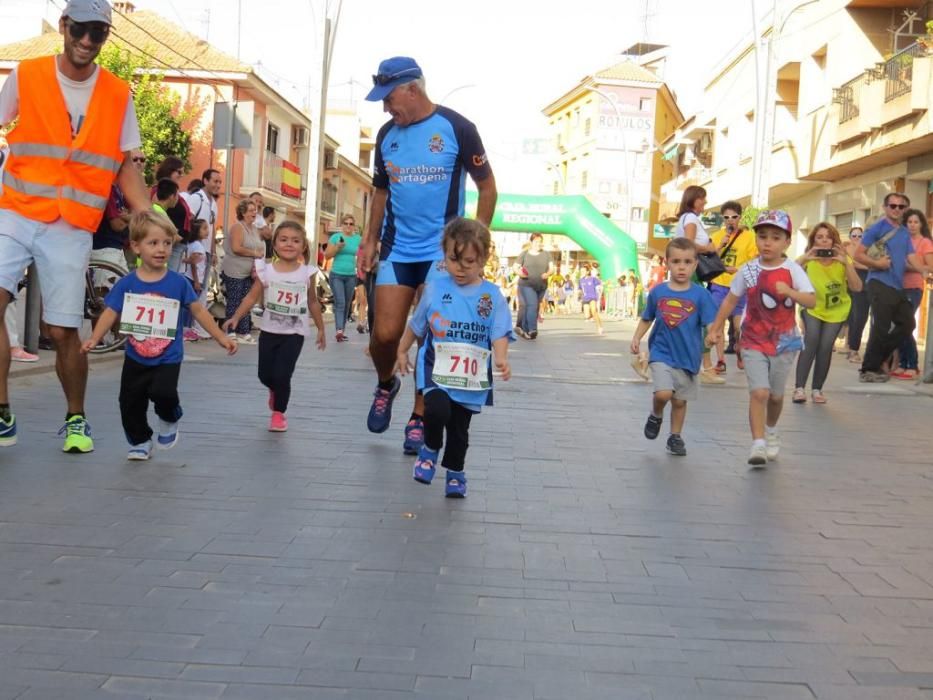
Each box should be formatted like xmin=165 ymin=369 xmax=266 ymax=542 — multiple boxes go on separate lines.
xmin=432 ymin=342 xmax=490 ymax=391
xmin=266 ymin=280 xmax=307 ymax=316
xmin=120 ymin=293 xmax=180 ymax=338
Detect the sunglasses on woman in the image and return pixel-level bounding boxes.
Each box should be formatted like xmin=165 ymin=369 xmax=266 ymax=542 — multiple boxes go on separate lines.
xmin=66 ymin=19 xmax=109 ymax=44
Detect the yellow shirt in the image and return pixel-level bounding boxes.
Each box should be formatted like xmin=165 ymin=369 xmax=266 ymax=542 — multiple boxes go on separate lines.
xmin=709 ymin=228 xmax=758 ymax=287
xmin=805 ymin=259 xmax=851 ymax=323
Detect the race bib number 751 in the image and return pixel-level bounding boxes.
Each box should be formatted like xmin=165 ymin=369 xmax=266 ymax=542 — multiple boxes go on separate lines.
xmin=119 ymin=293 xmax=180 ymax=338
xmin=432 ymin=341 xmax=490 ymax=391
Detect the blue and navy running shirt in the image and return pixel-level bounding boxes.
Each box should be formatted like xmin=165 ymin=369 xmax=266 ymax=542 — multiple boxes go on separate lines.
xmin=410 ymin=277 xmax=512 ymax=412
xmin=373 ymin=106 xmax=492 ymax=263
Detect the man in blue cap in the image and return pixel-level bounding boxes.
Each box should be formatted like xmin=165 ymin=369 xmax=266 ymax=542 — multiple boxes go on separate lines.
xmin=359 ymin=56 xmax=497 ymax=453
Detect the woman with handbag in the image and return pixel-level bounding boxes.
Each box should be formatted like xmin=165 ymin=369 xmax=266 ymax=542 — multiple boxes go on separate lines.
xmin=674 ymin=186 xmax=724 ymax=384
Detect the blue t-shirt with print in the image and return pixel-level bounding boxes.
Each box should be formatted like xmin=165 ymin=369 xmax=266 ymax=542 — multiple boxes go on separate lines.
xmin=862 ymin=218 xmax=915 ymax=290
xmin=643 ymin=282 xmax=718 ymax=374
xmin=105 ymin=270 xmax=198 ymax=366
xmin=373 ymin=106 xmax=492 ymax=263
xmin=579 ymin=275 xmax=601 ymax=301
xmin=410 ymin=277 xmax=513 ymax=412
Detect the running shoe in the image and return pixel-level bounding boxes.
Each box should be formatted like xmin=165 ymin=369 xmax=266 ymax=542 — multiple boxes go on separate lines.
xmin=236 ymin=334 xmax=257 ymax=345
xmin=367 ymin=376 xmax=401 ymax=433
xmin=413 ymin=445 xmax=438 ymax=484
xmin=643 ymin=414 xmax=662 ymax=440
xmin=0 ymin=414 xmax=17 ymax=447
xmin=715 ymin=360 xmax=727 ymax=374
xmin=792 ymin=388 xmax=806 ymax=404
xmin=127 ymin=440 xmax=152 ymax=461
xmin=156 ymin=419 xmax=179 ymax=450
xmin=269 ymin=411 xmax=288 ymax=432
xmin=859 ymin=370 xmax=889 ymax=383
xmin=336 ymin=330 xmax=348 ymax=343
xmin=666 ymin=434 xmax=687 ymax=456
xmin=766 ymin=432 xmax=781 ymax=461
xmin=528 ymin=330 xmax=539 ymax=340
xmin=699 ymin=369 xmax=726 ymax=385
xmin=403 ymin=417 xmax=424 ymax=455
xmin=513 ymin=325 xmax=529 ymax=339
xmin=748 ymin=442 xmax=767 ymax=466
xmin=812 ymin=390 xmax=827 ymax=404
xmin=10 ymin=348 xmax=39 ymax=362
xmin=59 ymin=415 xmax=94 ymax=454
xmin=445 ymin=470 xmax=467 ymax=498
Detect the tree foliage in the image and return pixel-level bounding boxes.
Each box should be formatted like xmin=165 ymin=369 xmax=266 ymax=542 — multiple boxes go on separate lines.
xmin=97 ymin=44 xmax=192 ymax=184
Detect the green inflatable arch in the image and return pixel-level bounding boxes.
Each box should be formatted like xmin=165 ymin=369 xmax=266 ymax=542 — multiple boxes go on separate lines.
xmin=465 ymin=192 xmax=639 ymax=281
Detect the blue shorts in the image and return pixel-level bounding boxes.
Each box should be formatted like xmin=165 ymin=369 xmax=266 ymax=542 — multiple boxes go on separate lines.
xmin=709 ymin=282 xmax=746 ymax=316
xmin=375 ymin=258 xmax=448 ymax=289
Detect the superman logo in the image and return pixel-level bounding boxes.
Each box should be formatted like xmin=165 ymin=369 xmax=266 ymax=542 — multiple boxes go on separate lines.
xmin=658 ymin=297 xmax=697 ymax=328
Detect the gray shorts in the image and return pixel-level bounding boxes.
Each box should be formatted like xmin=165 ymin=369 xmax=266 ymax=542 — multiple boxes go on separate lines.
xmin=650 ymin=362 xmax=698 ymax=402
xmin=742 ymin=349 xmax=796 ymax=395
xmin=0 ymin=208 xmax=92 ymax=328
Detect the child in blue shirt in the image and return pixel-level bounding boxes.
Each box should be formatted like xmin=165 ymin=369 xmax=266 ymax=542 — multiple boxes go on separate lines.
xmin=396 ymin=218 xmax=512 ymax=498
xmin=82 ymin=211 xmax=236 ymax=461
xmin=630 ymin=237 xmax=717 ymax=456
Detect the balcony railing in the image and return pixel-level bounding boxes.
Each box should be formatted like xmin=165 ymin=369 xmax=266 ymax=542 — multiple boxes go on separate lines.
xmin=321 ymin=181 xmax=338 ymax=216
xmin=834 ymin=74 xmax=863 ymax=123
xmin=261 ymin=151 xmax=303 ymax=201
xmin=883 ymin=42 xmax=923 ymax=103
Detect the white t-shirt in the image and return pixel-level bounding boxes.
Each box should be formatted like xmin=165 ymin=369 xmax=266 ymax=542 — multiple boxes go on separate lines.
xmin=729 ymin=258 xmax=815 ymax=297
xmin=0 ymin=64 xmax=141 ymax=152
xmin=674 ymin=212 xmax=710 ymax=246
xmin=185 ymin=240 xmax=207 ymax=285
xmin=180 ymin=190 xmax=218 ymax=236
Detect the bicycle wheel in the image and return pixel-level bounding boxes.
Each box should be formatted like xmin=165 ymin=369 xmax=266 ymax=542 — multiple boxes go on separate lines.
xmin=82 ymin=261 xmax=127 ymax=354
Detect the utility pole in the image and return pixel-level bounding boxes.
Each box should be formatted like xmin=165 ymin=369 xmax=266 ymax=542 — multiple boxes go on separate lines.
xmin=304 ymin=1 xmax=342 ymax=246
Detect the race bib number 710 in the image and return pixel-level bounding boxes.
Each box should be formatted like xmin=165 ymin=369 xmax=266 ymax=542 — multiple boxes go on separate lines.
xmin=432 ymin=342 xmax=490 ymax=391
xmin=119 ymin=293 xmax=180 ymax=338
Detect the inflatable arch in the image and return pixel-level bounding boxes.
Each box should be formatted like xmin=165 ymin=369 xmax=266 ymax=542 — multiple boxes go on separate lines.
xmin=466 ymin=192 xmax=639 ymax=281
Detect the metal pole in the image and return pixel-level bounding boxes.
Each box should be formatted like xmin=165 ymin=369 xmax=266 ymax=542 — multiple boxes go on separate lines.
xmin=220 ymin=89 xmax=236 ymax=258
xmin=22 ymin=263 xmax=40 ymax=354
xmin=923 ymin=287 xmax=933 ymax=383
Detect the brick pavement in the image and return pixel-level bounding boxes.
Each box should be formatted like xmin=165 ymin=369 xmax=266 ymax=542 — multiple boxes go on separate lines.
xmin=0 ymin=315 xmax=932 ymax=699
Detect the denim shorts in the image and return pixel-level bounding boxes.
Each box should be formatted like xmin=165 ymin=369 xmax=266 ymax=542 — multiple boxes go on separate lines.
xmin=709 ymin=282 xmax=747 ymax=316
xmin=0 ymin=208 xmax=92 ymax=328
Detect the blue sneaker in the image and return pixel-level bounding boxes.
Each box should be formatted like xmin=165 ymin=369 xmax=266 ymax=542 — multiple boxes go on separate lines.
xmin=367 ymin=376 xmax=401 ymax=433
xmin=0 ymin=414 xmax=17 ymax=447
xmin=413 ymin=446 xmax=438 ymax=484
xmin=127 ymin=441 xmax=152 ymax=461
xmin=403 ymin=417 xmax=424 ymax=455
xmin=445 ymin=471 xmax=467 ymax=498
xmin=156 ymin=419 xmax=179 ymax=450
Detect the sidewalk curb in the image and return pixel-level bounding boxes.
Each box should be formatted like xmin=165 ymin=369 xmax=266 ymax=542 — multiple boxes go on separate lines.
xmin=9 ymin=351 xmax=123 ymax=380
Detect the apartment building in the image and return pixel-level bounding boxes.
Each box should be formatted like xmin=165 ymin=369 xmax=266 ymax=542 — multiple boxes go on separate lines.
xmin=542 ymin=44 xmax=683 ymax=253
xmin=659 ymin=0 xmax=933 ymax=250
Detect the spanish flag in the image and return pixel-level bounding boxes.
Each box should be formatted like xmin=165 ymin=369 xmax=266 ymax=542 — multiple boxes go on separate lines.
xmin=282 ymin=160 xmax=301 ymax=199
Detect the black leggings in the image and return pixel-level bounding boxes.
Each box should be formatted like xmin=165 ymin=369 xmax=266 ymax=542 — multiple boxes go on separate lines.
xmin=119 ymin=357 xmax=182 ymax=445
xmin=258 ymin=332 xmax=304 ymax=412
xmin=795 ymin=312 xmax=844 ymax=391
xmin=423 ymin=390 xmax=473 ymax=472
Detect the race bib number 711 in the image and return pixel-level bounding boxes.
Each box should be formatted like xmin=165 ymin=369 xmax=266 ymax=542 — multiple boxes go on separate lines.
xmin=119 ymin=293 xmax=180 ymax=338
xmin=432 ymin=341 xmax=490 ymax=391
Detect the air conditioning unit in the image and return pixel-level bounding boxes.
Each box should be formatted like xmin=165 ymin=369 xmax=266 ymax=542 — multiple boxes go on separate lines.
xmin=324 ymin=150 xmax=338 ymax=170
xmin=292 ymin=126 xmax=309 ymax=147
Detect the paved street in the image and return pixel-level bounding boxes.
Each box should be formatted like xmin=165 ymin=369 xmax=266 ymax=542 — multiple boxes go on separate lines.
xmin=1 ymin=315 xmax=933 ymax=699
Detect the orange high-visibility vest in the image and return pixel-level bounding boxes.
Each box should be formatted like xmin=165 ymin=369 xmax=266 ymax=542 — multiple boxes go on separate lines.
xmin=0 ymin=56 xmax=130 ymax=233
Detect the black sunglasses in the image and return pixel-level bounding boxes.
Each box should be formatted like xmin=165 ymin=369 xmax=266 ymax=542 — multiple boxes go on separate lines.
xmin=371 ymin=68 xmax=420 ymax=86
xmin=132 ymin=156 xmax=146 ymax=163
xmin=66 ymin=19 xmax=109 ymax=44
xmin=887 ymin=203 xmax=907 ymax=210
xmin=722 ymin=215 xmax=739 ymax=220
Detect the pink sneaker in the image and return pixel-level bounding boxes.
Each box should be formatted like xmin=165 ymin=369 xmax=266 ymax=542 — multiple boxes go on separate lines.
xmin=269 ymin=411 xmax=288 ymax=432
xmin=183 ymin=329 xmax=199 ymax=342
xmin=10 ymin=347 xmax=39 ymax=363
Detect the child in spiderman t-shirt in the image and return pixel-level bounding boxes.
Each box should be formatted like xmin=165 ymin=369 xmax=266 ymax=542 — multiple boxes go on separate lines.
xmin=708 ymin=210 xmax=816 ymax=467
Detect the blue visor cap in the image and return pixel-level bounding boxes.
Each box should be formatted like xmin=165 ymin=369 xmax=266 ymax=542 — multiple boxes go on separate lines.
xmin=365 ymin=57 xmax=423 ymax=101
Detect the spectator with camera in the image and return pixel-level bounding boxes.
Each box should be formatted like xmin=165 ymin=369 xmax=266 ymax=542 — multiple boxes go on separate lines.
xmin=792 ymin=222 xmax=862 ymax=404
